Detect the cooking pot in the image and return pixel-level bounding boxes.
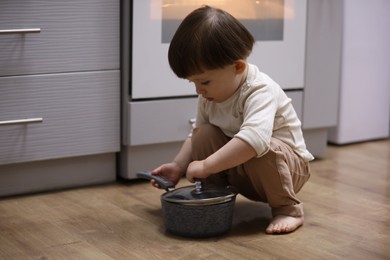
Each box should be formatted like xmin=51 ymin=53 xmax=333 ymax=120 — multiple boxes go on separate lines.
xmin=136 ymin=171 xmax=238 ymax=238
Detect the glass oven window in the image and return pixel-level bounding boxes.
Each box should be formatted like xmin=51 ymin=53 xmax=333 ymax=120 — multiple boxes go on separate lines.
xmin=162 ymin=0 xmax=285 ymax=43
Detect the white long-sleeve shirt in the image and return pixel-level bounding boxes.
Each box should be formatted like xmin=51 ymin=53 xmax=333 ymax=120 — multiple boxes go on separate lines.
xmin=194 ymin=64 xmax=314 ymax=162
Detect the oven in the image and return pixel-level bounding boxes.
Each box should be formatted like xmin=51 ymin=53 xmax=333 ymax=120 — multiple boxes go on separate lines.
xmin=131 ymin=0 xmax=306 ymax=99
xmin=120 ymin=0 xmax=307 ymax=178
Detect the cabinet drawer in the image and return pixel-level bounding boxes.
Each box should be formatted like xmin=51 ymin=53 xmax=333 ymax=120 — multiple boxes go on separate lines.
xmin=126 ymin=91 xmax=302 ymax=146
xmin=127 ymin=98 xmax=198 ymax=146
xmin=0 ymin=0 xmax=119 ymax=77
xmin=0 ymin=71 xmax=120 ymax=165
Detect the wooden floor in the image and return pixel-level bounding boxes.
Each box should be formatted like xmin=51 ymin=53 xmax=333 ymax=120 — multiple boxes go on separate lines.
xmin=0 ymin=139 xmax=389 ymax=259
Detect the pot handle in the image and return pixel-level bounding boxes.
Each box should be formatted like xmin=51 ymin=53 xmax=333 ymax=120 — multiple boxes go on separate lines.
xmin=136 ymin=171 xmax=175 ymax=191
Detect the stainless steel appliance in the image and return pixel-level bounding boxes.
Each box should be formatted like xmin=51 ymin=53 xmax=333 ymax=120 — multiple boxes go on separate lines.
xmin=120 ymin=0 xmax=340 ymax=179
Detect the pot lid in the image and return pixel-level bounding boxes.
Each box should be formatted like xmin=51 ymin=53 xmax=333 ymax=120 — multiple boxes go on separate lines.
xmin=135 ymin=172 xmax=238 ymax=206
xmin=162 ymin=184 xmax=238 ymax=206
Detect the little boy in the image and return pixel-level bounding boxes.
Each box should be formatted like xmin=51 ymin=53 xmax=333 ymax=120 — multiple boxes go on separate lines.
xmin=151 ymin=5 xmax=314 ymax=234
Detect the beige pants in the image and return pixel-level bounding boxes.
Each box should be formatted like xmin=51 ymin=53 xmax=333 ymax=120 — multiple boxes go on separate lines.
xmin=191 ymin=124 xmax=311 ymax=217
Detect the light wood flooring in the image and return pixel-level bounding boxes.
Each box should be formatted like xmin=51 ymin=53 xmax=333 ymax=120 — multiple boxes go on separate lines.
xmin=0 ymin=139 xmax=389 ymax=259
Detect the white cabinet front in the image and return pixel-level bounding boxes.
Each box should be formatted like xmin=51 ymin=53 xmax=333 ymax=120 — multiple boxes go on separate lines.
xmin=0 ymin=71 xmax=120 ymax=165
xmin=126 ymin=98 xmax=197 ymax=146
xmin=0 ymin=0 xmax=119 ymax=77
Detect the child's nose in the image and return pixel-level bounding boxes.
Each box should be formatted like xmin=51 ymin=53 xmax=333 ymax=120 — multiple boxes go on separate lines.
xmin=195 ymin=85 xmax=205 ymax=95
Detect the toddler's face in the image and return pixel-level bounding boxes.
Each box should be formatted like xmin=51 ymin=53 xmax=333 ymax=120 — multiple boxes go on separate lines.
xmin=187 ymin=62 xmax=246 ymax=103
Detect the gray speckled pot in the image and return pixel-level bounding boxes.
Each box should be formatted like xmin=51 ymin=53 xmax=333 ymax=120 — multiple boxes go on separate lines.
xmin=161 ymin=197 xmax=236 ymax=238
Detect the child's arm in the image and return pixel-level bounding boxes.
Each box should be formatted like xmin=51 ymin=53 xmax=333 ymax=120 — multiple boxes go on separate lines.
xmin=186 ymin=137 xmax=256 ymax=182
xmin=172 ymin=137 xmax=193 ymax=175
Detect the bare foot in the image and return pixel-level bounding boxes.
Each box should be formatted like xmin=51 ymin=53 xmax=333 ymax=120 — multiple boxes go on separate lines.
xmin=265 ymin=215 xmax=304 ymax=234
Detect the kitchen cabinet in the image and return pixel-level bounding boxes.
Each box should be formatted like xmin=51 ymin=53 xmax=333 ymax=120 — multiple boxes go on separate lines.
xmin=0 ymin=1 xmax=118 ymax=76
xmin=0 ymin=0 xmax=120 ymax=196
xmin=0 ymin=71 xmax=119 ymax=165
xmin=125 ymin=98 xmax=198 ymax=146
xmin=120 ymin=0 xmax=340 ymax=179
xmin=328 ymin=0 xmax=390 ymax=144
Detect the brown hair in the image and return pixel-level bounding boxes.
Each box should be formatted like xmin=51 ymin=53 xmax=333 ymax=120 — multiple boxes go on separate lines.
xmin=168 ymin=5 xmax=255 ymax=78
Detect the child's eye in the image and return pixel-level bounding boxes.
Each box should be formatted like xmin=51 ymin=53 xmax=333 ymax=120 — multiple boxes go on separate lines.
xmin=201 ymin=81 xmax=210 ymax=85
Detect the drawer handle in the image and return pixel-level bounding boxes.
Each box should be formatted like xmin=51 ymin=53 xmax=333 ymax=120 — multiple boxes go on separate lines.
xmin=0 ymin=28 xmax=41 ymax=35
xmin=0 ymin=117 xmax=43 ymax=126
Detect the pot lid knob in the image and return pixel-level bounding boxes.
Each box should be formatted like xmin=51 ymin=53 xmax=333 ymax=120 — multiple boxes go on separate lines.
xmin=194 ymin=180 xmax=202 ymax=194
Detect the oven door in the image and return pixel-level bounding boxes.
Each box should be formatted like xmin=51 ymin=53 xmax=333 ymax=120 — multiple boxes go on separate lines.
xmin=131 ymin=0 xmax=307 ymax=99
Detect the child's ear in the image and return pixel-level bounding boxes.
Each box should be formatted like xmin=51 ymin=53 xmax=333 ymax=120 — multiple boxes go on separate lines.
xmin=234 ymin=60 xmax=246 ymax=74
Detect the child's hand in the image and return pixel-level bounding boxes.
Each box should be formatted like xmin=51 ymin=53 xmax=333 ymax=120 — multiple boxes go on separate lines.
xmin=186 ymin=160 xmax=211 ymax=182
xmin=150 ymin=162 xmax=182 ymax=189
